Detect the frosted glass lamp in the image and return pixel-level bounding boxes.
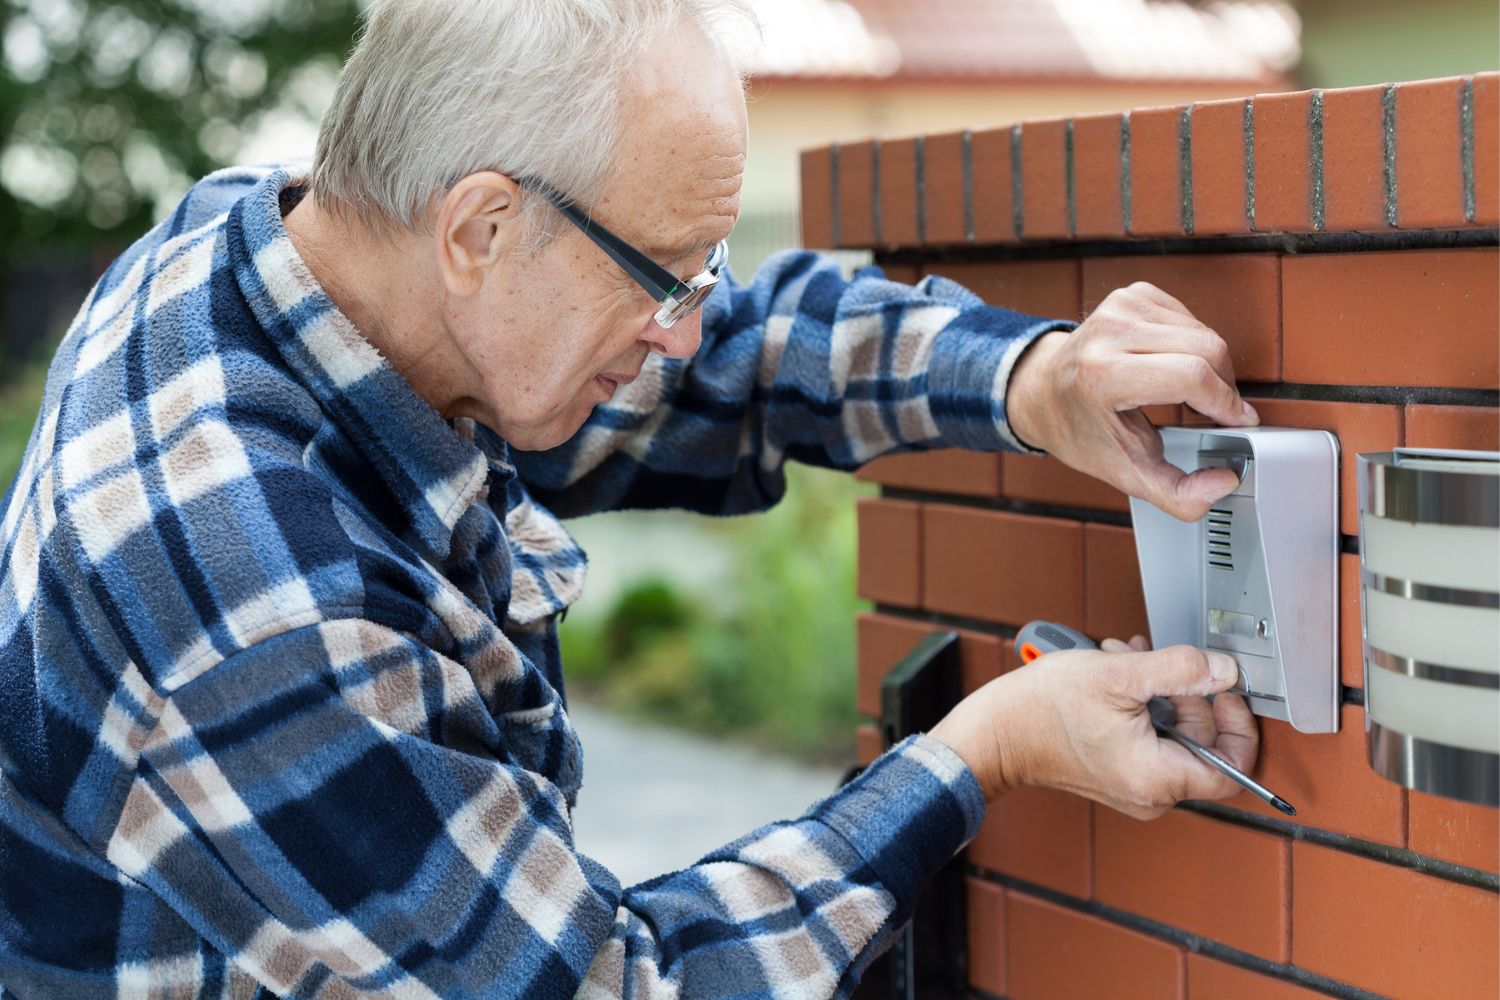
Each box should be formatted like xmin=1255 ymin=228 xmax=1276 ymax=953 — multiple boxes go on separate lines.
xmin=1358 ymin=449 xmax=1500 ymax=806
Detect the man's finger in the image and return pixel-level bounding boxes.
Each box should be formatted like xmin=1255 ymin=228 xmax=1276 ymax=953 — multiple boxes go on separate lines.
xmin=1210 ymin=692 xmax=1260 ymax=775
xmin=1118 ymin=645 xmax=1239 ymax=703
xmin=1131 ymin=453 xmax=1239 ymax=521
xmin=1168 ymin=693 xmax=1217 ymax=746
xmin=1120 ymin=322 xmax=1239 ymax=392
xmin=1112 ymin=353 xmax=1257 ymax=427
xmin=1157 ymin=742 xmax=1244 ymax=801
xmin=1123 ymin=281 xmax=1193 ymax=317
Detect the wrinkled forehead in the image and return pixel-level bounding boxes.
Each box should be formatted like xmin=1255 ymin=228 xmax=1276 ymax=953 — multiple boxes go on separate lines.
xmin=588 ymin=30 xmax=748 ymax=263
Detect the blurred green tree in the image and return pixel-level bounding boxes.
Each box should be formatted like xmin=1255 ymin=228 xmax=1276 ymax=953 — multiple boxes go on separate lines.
xmin=1 ymin=0 xmax=362 ymax=265
xmin=559 ymin=465 xmax=868 ymax=763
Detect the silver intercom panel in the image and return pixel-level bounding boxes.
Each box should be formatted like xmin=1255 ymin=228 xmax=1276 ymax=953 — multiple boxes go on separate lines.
xmin=1130 ymin=427 xmax=1341 ymax=733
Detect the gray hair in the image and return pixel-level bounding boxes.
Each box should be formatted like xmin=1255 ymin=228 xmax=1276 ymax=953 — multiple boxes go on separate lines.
xmin=312 ymin=0 xmax=756 ymax=246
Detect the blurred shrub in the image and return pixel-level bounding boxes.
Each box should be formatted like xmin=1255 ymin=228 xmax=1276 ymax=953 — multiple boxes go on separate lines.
xmin=0 ymin=355 xmax=50 ymax=492
xmin=561 ymin=464 xmax=871 ymax=764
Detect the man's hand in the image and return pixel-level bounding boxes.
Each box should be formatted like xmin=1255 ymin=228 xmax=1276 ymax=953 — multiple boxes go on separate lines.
xmin=928 ymin=636 xmax=1258 ymax=818
xmin=1006 ymin=282 xmax=1260 ymax=522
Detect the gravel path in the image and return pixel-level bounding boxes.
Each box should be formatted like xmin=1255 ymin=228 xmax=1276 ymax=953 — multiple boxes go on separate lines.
xmin=567 ymin=700 xmax=848 ymax=887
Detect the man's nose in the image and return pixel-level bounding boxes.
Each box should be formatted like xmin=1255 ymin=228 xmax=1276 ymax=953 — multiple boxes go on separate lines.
xmin=643 ymin=311 xmax=702 ymax=359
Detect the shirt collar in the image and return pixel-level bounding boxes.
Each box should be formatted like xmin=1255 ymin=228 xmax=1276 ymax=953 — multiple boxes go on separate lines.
xmin=226 ymin=168 xmax=493 ymax=558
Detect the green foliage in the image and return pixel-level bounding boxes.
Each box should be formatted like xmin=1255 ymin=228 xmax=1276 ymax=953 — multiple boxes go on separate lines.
xmin=1 ymin=0 xmax=363 ymax=264
xmin=560 ymin=465 xmax=874 ymax=764
xmin=0 ymin=355 xmax=50 ymax=492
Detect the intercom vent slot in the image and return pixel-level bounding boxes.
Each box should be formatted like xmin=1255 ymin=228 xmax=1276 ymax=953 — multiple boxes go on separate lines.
xmin=1207 ymin=510 xmax=1233 ymax=570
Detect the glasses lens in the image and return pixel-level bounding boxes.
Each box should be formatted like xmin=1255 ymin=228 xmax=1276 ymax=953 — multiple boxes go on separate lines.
xmin=655 ymin=280 xmax=717 ymax=328
xmin=652 ymin=241 xmax=728 ymax=327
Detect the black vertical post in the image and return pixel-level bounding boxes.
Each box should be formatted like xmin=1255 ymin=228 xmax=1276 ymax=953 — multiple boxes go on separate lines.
xmin=845 ymin=631 xmax=968 ymax=1000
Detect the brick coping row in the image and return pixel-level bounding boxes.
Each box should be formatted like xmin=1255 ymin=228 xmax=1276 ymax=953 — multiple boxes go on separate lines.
xmin=801 ymin=72 xmax=1499 ymax=249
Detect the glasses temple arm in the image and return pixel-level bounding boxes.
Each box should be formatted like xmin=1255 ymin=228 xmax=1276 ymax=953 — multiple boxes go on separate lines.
xmin=551 ymin=200 xmax=682 ymax=301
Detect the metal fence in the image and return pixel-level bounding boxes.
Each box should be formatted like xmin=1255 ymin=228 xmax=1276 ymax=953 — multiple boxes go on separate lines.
xmin=728 ymin=208 xmax=872 ymax=280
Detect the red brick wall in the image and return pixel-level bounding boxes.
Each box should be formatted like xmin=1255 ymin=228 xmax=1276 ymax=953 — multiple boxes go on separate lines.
xmin=806 ymin=74 xmax=1500 ymax=1000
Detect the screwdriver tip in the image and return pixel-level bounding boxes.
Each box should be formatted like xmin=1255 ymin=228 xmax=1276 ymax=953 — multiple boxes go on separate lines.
xmin=1272 ymin=797 xmax=1297 ymax=817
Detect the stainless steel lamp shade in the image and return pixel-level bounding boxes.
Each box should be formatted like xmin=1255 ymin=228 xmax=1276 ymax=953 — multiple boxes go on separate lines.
xmin=1358 ymin=449 xmax=1500 ymax=806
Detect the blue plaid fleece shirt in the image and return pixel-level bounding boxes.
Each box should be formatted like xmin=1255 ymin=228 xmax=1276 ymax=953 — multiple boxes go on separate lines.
xmin=0 ymin=166 xmax=1069 ymax=998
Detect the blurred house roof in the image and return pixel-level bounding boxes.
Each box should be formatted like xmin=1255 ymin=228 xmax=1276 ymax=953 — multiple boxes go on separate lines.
xmin=738 ymin=0 xmax=1300 ymax=84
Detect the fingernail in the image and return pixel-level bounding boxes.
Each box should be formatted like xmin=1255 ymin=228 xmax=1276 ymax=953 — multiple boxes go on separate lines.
xmin=1241 ymin=400 xmax=1260 ymax=424
xmin=1209 ymin=654 xmax=1237 ymax=684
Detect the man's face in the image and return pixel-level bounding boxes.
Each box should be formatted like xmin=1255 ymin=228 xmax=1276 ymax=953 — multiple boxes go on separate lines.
xmin=449 ymin=31 xmax=748 ymax=452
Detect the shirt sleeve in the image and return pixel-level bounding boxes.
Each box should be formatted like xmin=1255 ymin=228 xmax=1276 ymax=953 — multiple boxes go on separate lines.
xmin=512 ymin=251 xmax=1075 ymax=519
xmin=110 ymin=619 xmax=984 ymax=999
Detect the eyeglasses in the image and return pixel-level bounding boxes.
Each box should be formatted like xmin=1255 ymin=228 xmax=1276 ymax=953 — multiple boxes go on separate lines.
xmin=522 ymin=180 xmax=728 ymax=329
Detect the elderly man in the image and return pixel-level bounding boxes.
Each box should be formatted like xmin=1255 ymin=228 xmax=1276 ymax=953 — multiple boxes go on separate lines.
xmin=0 ymin=1 xmax=1263 ymax=997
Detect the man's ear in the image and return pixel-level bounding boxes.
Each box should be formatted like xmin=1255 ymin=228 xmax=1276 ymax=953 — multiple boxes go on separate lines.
xmin=433 ymin=171 xmax=523 ymax=297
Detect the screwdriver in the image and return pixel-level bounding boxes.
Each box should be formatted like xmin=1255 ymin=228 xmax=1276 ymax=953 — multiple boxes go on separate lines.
xmin=1016 ymin=620 xmax=1296 ymax=816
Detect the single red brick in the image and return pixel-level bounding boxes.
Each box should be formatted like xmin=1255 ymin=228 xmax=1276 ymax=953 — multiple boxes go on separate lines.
xmin=967 ymin=878 xmax=1006 ymax=997
xmin=1019 ymin=118 xmax=1069 ymax=239
xmin=1083 ymin=523 xmax=1150 ymax=642
xmin=837 ymin=139 xmax=876 ymax=248
xmin=1142 ymin=404 xmax=1183 ymax=426
xmin=1191 ymin=98 xmax=1252 ymax=235
xmin=1253 ymin=90 xmax=1317 ymax=232
xmin=999 ymin=455 xmax=1129 ymax=512
xmin=1395 ymin=77 xmax=1468 ymax=229
xmin=1230 ymin=704 xmax=1406 ymax=845
xmin=856 ymin=612 xmax=1004 ymax=716
xmin=1320 ymin=84 xmax=1389 ymax=232
xmin=1475 ymin=72 xmax=1498 ymax=225
xmin=1186 ymin=955 xmax=1328 ymax=1000
xmin=873 ymin=261 xmax=921 ymax=285
xmin=1339 ymin=553 xmax=1364 ymax=689
xmin=926 ymin=259 xmax=1081 ymax=321
xmin=1007 ymin=891 xmax=1184 ymax=1000
xmin=1073 ymin=112 xmax=1126 ymax=238
xmin=1293 ymin=841 xmax=1499 ymax=999
xmin=799 ymin=147 xmax=835 ymax=249
xmin=1410 ymin=789 xmax=1500 ymax=874
xmin=923 ymin=130 xmax=968 ymax=246
xmin=1404 ymin=404 xmax=1500 ymax=452
xmin=1128 ymin=105 xmax=1188 ymax=236
xmin=972 ymin=125 xmax=1018 ymax=244
xmin=1241 ymin=396 xmax=1403 ymax=537
xmin=1282 ymin=248 xmax=1500 ymax=389
xmin=922 ymin=506 xmax=1084 ymax=627
xmin=876 ymin=137 xmax=919 ymax=248
xmin=1096 ymin=808 xmax=1290 ymax=960
xmin=970 ymin=788 xmax=1092 ymax=898
xmin=856 ymin=497 xmax=921 ymax=607
xmin=1082 ymin=255 xmax=1282 ymax=382
xmin=855 ymin=723 xmax=881 ymax=765
xmin=855 ymin=449 xmax=1002 ymax=498
xmin=856 ymin=613 xmax=928 ymax=718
